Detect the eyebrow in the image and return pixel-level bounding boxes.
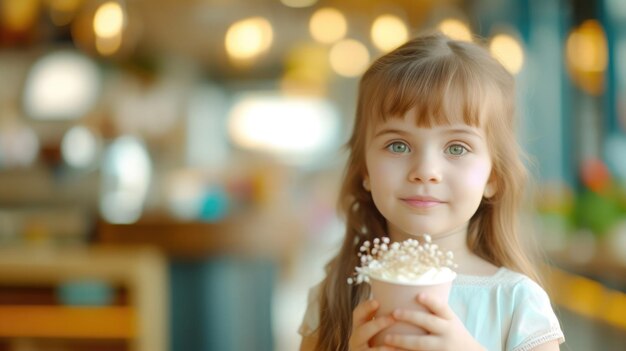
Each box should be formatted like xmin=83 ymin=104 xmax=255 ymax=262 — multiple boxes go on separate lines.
xmin=373 ymin=128 xmax=410 ymax=139
xmin=442 ymin=128 xmax=484 ymax=139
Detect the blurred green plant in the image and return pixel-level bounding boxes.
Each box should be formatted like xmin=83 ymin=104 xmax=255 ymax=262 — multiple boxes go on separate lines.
xmin=536 ymin=158 xmax=626 ymax=237
xmin=575 ymin=159 xmax=626 ymax=236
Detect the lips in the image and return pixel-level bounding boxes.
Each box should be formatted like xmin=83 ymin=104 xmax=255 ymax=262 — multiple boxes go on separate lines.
xmin=401 ymin=195 xmax=445 ymax=208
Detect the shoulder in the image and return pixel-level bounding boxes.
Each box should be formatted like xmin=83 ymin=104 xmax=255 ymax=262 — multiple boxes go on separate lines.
xmin=503 ymin=269 xmax=547 ymax=297
xmin=451 ymin=268 xmax=550 ymax=316
xmin=498 ymin=269 xmax=565 ymax=351
xmin=453 ymin=267 xmax=527 ymax=288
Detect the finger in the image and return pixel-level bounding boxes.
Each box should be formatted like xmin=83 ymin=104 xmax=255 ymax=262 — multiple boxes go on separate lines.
xmin=392 ymin=309 xmax=447 ymax=334
xmin=384 ymin=334 xmax=441 ymax=350
xmin=417 ymin=293 xmax=454 ymax=320
xmin=351 ymin=316 xmax=395 ymax=346
xmin=352 ymin=300 xmax=379 ymax=327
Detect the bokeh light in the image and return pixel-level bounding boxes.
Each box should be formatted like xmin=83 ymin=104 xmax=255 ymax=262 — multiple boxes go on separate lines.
xmin=565 ymin=20 xmax=608 ymax=95
xmin=225 ymin=17 xmax=273 ymax=61
xmin=371 ymin=14 xmax=409 ymax=52
xmin=280 ymin=0 xmax=317 ymax=8
xmin=489 ymin=33 xmax=525 ymax=75
xmin=23 ymin=51 xmax=101 ymax=120
xmin=309 ymin=8 xmax=347 ymax=44
xmin=61 ymin=126 xmax=100 ymax=169
xmin=93 ymin=1 xmax=124 ymax=38
xmin=437 ymin=18 xmax=472 ymax=41
xmin=100 ymin=136 xmax=152 ymax=224
xmin=329 ymin=39 xmax=370 ymax=77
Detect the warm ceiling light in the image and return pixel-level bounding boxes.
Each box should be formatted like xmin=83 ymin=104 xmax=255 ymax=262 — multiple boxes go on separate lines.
xmin=329 ymin=39 xmax=370 ymax=77
xmin=566 ymin=20 xmax=608 ymax=73
xmin=281 ymin=0 xmax=317 ymax=8
xmin=309 ymin=8 xmax=347 ymax=44
xmin=437 ymin=19 xmax=472 ymax=42
xmin=565 ymin=19 xmax=608 ymax=95
xmin=489 ymin=34 xmax=524 ymax=75
xmin=371 ymin=14 xmax=409 ymax=52
xmin=225 ymin=17 xmax=273 ymax=61
xmin=93 ymin=1 xmax=124 ymax=39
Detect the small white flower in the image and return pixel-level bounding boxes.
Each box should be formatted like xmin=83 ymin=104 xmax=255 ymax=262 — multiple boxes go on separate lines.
xmin=347 ymin=234 xmax=456 ymax=285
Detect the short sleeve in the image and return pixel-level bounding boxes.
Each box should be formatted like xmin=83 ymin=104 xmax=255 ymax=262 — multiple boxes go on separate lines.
xmin=506 ymin=278 xmax=565 ymax=351
xmin=298 ymin=284 xmax=322 ymax=336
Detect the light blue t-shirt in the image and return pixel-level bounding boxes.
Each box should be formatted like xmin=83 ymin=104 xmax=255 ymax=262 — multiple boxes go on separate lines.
xmin=449 ymin=268 xmax=564 ymax=351
xmin=299 ymin=268 xmax=565 ymax=351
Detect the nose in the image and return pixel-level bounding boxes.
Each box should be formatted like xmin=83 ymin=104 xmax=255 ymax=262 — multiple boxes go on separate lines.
xmin=408 ymin=151 xmax=442 ymax=184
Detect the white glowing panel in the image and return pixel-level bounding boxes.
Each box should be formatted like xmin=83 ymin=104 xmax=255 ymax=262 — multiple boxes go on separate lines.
xmin=100 ymin=136 xmax=152 ymax=224
xmin=61 ymin=126 xmax=100 ymax=168
xmin=228 ymin=95 xmax=340 ymax=159
xmin=23 ymin=51 xmax=101 ymax=120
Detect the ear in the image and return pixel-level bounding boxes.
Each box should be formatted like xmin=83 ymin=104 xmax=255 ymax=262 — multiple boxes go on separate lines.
xmin=483 ymin=177 xmax=496 ymax=198
xmin=362 ymin=176 xmax=371 ymax=191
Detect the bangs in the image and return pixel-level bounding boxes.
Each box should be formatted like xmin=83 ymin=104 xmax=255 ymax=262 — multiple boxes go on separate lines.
xmin=365 ymin=51 xmax=498 ymax=129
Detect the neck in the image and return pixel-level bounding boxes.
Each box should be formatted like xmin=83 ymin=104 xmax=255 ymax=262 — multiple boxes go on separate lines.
xmin=427 ymin=225 xmax=473 ymax=261
xmin=389 ymin=224 xmax=496 ymax=275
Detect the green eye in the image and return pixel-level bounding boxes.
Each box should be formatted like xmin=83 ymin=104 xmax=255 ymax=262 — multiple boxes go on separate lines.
xmin=447 ymin=144 xmax=467 ymax=156
xmin=388 ymin=142 xmax=409 ymax=153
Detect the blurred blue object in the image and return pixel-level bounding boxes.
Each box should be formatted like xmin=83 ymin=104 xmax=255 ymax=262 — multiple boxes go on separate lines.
xmin=199 ymin=185 xmax=230 ymax=222
xmin=604 ymin=133 xmax=626 ymax=179
xmin=170 ymin=257 xmax=276 ymax=351
xmin=57 ymin=279 xmax=114 ymax=306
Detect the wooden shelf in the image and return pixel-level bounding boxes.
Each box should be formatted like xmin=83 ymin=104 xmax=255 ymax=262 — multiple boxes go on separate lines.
xmin=97 ymin=211 xmax=302 ymax=260
xmin=0 ymin=306 xmax=136 ymax=338
xmin=0 ymin=246 xmax=168 ymax=351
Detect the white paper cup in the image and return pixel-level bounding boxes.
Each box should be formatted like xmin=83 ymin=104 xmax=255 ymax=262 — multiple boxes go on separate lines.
xmin=369 ymin=274 xmax=455 ymax=346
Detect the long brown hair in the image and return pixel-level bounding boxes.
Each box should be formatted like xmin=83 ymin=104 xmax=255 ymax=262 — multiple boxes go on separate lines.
xmin=315 ymin=33 xmax=538 ymax=350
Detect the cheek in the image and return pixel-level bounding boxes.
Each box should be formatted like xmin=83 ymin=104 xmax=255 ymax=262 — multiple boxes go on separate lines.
xmin=366 ymin=155 xmax=396 ymax=181
xmin=463 ymin=161 xmax=492 ymax=188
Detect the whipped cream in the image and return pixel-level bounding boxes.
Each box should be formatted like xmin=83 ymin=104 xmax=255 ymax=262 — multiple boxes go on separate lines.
xmin=348 ymin=235 xmax=457 ymax=286
xmin=368 ymin=266 xmax=456 ymax=286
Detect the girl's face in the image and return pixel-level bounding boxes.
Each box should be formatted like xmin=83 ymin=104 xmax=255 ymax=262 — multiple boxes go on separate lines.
xmin=364 ymin=113 xmax=494 ymax=241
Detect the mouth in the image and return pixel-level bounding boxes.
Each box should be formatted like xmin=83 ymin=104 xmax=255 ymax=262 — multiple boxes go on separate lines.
xmin=401 ymin=196 xmax=445 ymax=208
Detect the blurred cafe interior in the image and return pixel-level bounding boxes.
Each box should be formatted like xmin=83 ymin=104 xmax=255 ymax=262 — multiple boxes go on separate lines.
xmin=0 ymin=0 xmax=625 ymax=350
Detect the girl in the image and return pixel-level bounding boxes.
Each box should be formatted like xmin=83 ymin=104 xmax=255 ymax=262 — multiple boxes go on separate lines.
xmin=299 ymin=33 xmax=565 ymax=351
